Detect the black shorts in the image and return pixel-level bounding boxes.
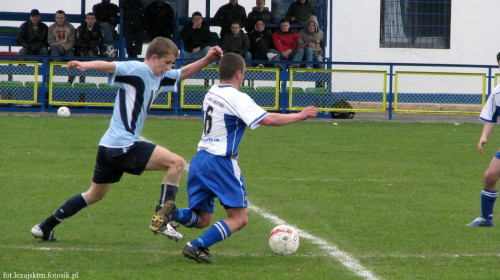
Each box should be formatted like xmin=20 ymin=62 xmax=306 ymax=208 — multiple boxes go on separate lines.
xmin=93 ymin=141 xmax=156 ymax=184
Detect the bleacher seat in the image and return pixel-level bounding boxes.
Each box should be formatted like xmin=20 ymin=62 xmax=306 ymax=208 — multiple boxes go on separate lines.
xmin=74 ymin=83 xmax=98 ymax=89
xmin=98 ymin=83 xmax=119 ymax=90
xmin=305 ymin=87 xmax=329 ymax=95
xmin=285 ymin=87 xmax=305 ymax=94
xmin=240 ymin=86 xmax=255 ymax=93
xmin=52 ymin=82 xmax=73 ymax=89
xmin=25 ymin=81 xmax=43 ymax=88
xmin=256 ymin=86 xmax=277 ymax=94
xmin=0 ymin=80 xmax=23 ymax=88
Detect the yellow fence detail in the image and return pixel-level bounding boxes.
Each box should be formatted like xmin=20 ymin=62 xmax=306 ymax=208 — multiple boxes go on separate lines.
xmin=0 ymin=61 xmax=39 ymax=104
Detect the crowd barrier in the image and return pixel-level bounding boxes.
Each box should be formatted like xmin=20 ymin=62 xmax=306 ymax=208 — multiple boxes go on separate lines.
xmin=0 ymin=56 xmax=498 ymax=120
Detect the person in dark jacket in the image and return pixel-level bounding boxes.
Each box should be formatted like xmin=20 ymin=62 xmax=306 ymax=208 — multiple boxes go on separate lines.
xmin=222 ymin=22 xmax=251 ymax=66
xmin=245 ymin=0 xmax=275 ymax=33
xmin=17 ymin=9 xmax=49 ymax=56
xmin=93 ymin=0 xmax=120 ymax=41
xmin=121 ymin=0 xmax=145 ymax=57
xmin=213 ymin=0 xmax=247 ymax=40
xmin=179 ymin=12 xmax=213 ymax=62
xmin=286 ymin=0 xmax=317 ymax=25
xmin=76 ymin=13 xmax=105 ymax=57
xmin=143 ymin=0 xmax=176 ymax=40
xmin=248 ymin=19 xmax=277 ymax=67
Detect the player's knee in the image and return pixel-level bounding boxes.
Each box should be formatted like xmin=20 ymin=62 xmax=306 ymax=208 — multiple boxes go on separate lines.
xmin=83 ymin=192 xmax=104 ymax=205
xmin=195 ymin=218 xmax=211 ymax=228
xmin=171 ymin=156 xmax=186 ymax=174
xmin=484 ymin=169 xmax=500 ymax=182
xmin=236 ymin=216 xmax=248 ymax=230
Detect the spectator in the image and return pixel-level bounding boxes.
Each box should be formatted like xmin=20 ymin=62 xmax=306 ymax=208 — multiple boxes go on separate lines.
xmin=286 ymin=0 xmax=317 ymax=26
xmin=222 ymin=22 xmax=251 ymax=66
xmin=17 ymin=9 xmax=49 ymax=56
xmin=271 ymin=18 xmax=304 ymax=68
xmin=248 ymin=19 xmax=277 ymax=67
xmin=93 ymin=0 xmax=120 ymax=41
xmin=143 ymin=0 xmax=175 ymax=41
xmin=213 ymin=0 xmax=247 ymax=40
xmin=121 ymin=0 xmax=145 ymax=57
xmin=179 ymin=12 xmax=213 ymax=62
xmin=48 ymin=10 xmax=76 ymax=59
xmin=298 ymin=15 xmax=324 ymax=69
xmin=245 ymin=0 xmax=276 ymax=33
xmin=76 ymin=13 xmax=105 ymax=57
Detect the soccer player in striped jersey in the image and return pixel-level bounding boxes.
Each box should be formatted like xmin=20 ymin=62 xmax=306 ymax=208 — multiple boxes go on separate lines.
xmin=31 ymin=37 xmax=223 ymax=241
xmin=467 ymin=52 xmax=500 ymax=227
xmin=166 ymin=53 xmax=317 ymax=263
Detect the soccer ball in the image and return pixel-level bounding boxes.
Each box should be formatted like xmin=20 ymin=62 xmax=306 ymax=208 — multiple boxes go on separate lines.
xmin=57 ymin=106 xmax=70 ymax=117
xmin=268 ymin=225 xmax=300 ymax=255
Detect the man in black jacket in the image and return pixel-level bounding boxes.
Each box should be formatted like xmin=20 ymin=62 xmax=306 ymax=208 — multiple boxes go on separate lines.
xmin=179 ymin=12 xmax=213 ymax=62
xmin=93 ymin=0 xmax=120 ymax=41
xmin=121 ymin=0 xmax=145 ymax=57
xmin=245 ymin=0 xmax=276 ymax=33
xmin=17 ymin=9 xmax=49 ymax=56
xmin=213 ymin=0 xmax=247 ymax=40
xmin=76 ymin=13 xmax=105 ymax=57
xmin=143 ymin=0 xmax=175 ymax=40
xmin=248 ymin=19 xmax=276 ymax=67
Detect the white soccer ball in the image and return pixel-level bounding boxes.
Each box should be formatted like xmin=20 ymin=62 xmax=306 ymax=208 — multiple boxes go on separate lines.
xmin=57 ymin=106 xmax=70 ymax=117
xmin=268 ymin=225 xmax=300 ymax=255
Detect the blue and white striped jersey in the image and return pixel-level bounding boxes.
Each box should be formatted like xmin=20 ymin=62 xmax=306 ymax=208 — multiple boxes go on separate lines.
xmin=480 ymin=84 xmax=500 ymax=123
xmin=99 ymin=61 xmax=181 ymax=147
xmin=197 ymin=84 xmax=268 ymax=157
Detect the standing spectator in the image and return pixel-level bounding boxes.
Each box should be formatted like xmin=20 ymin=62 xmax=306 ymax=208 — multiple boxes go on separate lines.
xmin=93 ymin=0 xmax=120 ymax=41
xmin=272 ymin=18 xmax=304 ymax=68
xmin=248 ymin=19 xmax=277 ymax=67
xmin=17 ymin=9 xmax=49 ymax=56
xmin=121 ymin=0 xmax=145 ymax=57
xmin=180 ymin=12 xmax=213 ymax=62
xmin=213 ymin=0 xmax=247 ymax=40
xmin=298 ymin=15 xmax=324 ymax=69
xmin=286 ymin=0 xmax=317 ymax=26
xmin=76 ymin=13 xmax=105 ymax=57
xmin=48 ymin=10 xmax=76 ymax=59
xmin=245 ymin=0 xmax=275 ymax=33
xmin=143 ymin=0 xmax=176 ymax=41
xmin=222 ymin=22 xmax=251 ymax=66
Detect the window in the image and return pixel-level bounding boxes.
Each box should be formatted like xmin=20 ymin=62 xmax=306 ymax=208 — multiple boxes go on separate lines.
xmin=380 ymin=0 xmax=451 ymax=49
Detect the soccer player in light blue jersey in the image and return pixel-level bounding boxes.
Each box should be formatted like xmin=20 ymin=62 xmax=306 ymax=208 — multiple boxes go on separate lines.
xmin=31 ymin=37 xmax=223 ymax=241
xmin=467 ymin=52 xmax=500 ymax=227
xmin=161 ymin=53 xmax=318 ymax=263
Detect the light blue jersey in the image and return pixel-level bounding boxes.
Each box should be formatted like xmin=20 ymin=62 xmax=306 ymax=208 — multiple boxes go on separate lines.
xmin=99 ymin=61 xmax=181 ymax=147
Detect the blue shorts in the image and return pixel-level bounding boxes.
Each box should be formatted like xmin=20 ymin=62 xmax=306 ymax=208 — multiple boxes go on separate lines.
xmin=495 ymin=150 xmax=500 ymax=159
xmin=187 ymin=150 xmax=248 ymax=213
xmin=93 ymin=141 xmax=156 ymax=184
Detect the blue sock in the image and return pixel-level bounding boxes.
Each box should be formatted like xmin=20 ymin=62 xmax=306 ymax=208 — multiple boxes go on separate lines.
xmin=174 ymin=208 xmax=199 ymax=228
xmin=190 ymin=220 xmax=231 ymax=248
xmin=481 ymin=189 xmax=498 ymax=220
xmin=41 ymin=193 xmax=89 ymax=230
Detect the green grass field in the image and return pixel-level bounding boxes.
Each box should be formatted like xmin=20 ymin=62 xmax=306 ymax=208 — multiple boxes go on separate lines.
xmin=1 ymin=115 xmax=499 ymax=279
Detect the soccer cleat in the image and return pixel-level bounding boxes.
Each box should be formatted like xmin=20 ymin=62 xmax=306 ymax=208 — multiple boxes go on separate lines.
xmin=466 ymin=216 xmax=493 ymax=227
xmin=31 ymin=224 xmax=58 ymax=241
xmin=182 ymin=242 xmax=217 ymax=264
xmin=154 ymin=222 xmax=184 ymax=242
xmin=150 ymin=201 xmax=176 ymax=232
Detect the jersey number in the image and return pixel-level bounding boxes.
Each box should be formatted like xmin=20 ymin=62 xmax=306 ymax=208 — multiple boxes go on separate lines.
xmin=204 ymin=106 xmax=214 ymax=135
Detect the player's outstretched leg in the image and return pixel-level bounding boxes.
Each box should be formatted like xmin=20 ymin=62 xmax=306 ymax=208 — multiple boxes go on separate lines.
xmin=182 ymin=242 xmax=217 ymax=264
xmin=31 ymin=224 xmax=58 ymax=241
xmin=467 ymin=216 xmax=494 ymax=227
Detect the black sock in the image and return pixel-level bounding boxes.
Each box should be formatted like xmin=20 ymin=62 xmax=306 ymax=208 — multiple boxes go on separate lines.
xmin=41 ymin=193 xmax=88 ymax=230
xmin=159 ymin=183 xmax=179 ymax=206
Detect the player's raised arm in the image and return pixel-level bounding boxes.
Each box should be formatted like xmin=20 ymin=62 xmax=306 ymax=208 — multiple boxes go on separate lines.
xmin=478 ymin=122 xmax=495 ymax=155
xmin=179 ymin=46 xmax=223 ymax=81
xmin=259 ymin=106 xmax=318 ymax=126
xmin=67 ymin=60 xmax=116 ymax=74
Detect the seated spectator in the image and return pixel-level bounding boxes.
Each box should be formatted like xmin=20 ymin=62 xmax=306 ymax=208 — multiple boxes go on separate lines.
xmin=143 ymin=0 xmax=175 ymax=40
xmin=222 ymin=22 xmax=252 ymax=66
xmin=48 ymin=10 xmax=75 ymax=59
xmin=213 ymin=0 xmax=247 ymax=40
xmin=248 ymin=19 xmax=277 ymax=67
xmin=298 ymin=15 xmax=324 ymax=69
xmin=76 ymin=13 xmax=105 ymax=57
xmin=121 ymin=0 xmax=145 ymax=57
xmin=93 ymin=0 xmax=120 ymax=41
xmin=272 ymin=18 xmax=304 ymax=68
xmin=245 ymin=0 xmax=276 ymax=33
xmin=286 ymin=0 xmax=317 ymax=26
xmin=17 ymin=9 xmax=49 ymax=56
xmin=180 ymin=12 xmax=213 ymax=62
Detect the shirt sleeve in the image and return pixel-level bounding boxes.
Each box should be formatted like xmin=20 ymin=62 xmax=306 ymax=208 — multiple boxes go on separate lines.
xmin=480 ymin=92 xmax=500 ymax=123
xmin=233 ymin=93 xmax=268 ymax=129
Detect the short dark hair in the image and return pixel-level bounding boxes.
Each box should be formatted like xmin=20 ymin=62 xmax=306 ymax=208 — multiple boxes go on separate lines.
xmin=86 ymin=12 xmax=96 ymax=17
xmin=56 ymin=10 xmax=66 ymax=16
xmin=192 ymin=11 xmax=202 ymax=17
xmin=280 ymin=18 xmax=289 ymax=25
xmin=218 ymin=53 xmax=245 ymax=80
xmin=231 ymin=21 xmax=241 ymax=27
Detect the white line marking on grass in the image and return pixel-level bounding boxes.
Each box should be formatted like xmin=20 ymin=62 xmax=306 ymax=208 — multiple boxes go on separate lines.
xmin=249 ymin=204 xmax=381 ymax=280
